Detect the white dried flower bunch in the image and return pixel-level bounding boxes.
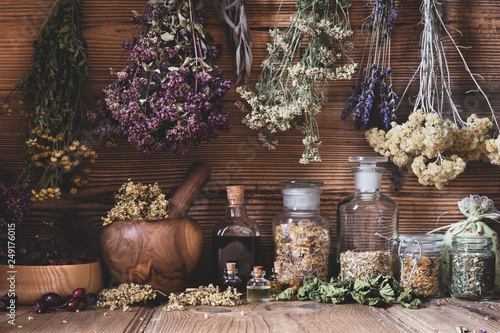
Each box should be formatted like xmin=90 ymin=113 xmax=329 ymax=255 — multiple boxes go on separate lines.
xmin=102 ymin=180 xmax=169 ymax=226
xmin=237 ymin=0 xmax=356 ymax=164
xmin=366 ymin=0 xmax=500 ymax=189
xmin=97 ymin=283 xmax=157 ymax=311
xmin=366 ymin=110 xmax=498 ymax=189
xmin=163 ymin=284 xmax=242 ymax=311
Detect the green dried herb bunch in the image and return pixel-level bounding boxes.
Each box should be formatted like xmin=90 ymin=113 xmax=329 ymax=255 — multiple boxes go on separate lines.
xmin=276 ymin=275 xmax=425 ymax=309
xmin=5 ymin=0 xmax=95 ymax=201
xmin=237 ymin=0 xmax=356 ymax=164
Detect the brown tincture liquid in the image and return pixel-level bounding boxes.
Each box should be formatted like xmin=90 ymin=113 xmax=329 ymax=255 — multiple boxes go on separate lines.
xmin=213 ymin=235 xmax=261 ymax=287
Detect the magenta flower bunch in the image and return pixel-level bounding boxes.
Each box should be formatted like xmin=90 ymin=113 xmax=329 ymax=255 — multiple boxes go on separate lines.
xmin=89 ymin=0 xmax=231 ymax=155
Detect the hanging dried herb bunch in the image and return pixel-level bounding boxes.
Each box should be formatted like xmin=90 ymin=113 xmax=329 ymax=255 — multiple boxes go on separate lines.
xmin=237 ymin=0 xmax=357 ymax=164
xmin=4 ymin=0 xmax=95 ymax=200
xmin=213 ymin=0 xmax=253 ymax=85
xmin=102 ymin=180 xmax=169 ymax=226
xmin=366 ymin=0 xmax=500 ymax=189
xmin=88 ymin=0 xmax=231 ymax=155
xmin=342 ymin=0 xmax=398 ymax=130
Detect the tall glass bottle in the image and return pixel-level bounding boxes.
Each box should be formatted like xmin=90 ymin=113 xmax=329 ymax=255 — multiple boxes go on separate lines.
xmin=213 ymin=185 xmax=261 ymax=288
xmin=337 ymin=156 xmax=398 ymax=281
xmin=273 ymin=180 xmax=331 ymax=289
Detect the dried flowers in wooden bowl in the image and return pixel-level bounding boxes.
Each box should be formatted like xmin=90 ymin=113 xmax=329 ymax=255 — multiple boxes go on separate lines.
xmin=100 ymin=163 xmax=209 ymax=295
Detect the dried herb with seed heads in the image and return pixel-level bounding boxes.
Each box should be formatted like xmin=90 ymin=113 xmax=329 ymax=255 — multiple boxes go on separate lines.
xmin=97 ymin=283 xmax=157 ymax=311
xmin=5 ymin=0 xmax=95 ymax=201
xmin=163 ymin=285 xmax=241 ymax=311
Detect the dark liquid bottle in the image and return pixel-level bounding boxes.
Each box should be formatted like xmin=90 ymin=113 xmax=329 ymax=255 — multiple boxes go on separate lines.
xmin=213 ymin=186 xmax=261 ymax=289
xmin=221 ymin=262 xmax=244 ymax=294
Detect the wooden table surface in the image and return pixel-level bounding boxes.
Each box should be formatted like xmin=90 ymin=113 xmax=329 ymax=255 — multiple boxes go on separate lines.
xmin=1 ymin=298 xmax=500 ymax=333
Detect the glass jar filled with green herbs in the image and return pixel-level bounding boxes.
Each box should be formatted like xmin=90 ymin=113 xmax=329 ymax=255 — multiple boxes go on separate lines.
xmin=450 ymin=236 xmax=495 ymax=301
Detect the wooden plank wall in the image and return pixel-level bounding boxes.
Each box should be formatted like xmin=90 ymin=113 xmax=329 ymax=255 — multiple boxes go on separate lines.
xmin=1 ymin=0 xmax=500 ymax=287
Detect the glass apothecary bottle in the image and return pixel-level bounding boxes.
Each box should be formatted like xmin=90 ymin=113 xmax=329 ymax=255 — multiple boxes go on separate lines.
xmin=273 ymin=180 xmax=331 ymax=289
xmin=221 ymin=262 xmax=244 ymax=294
xmin=213 ymin=185 xmax=261 ymax=288
xmin=450 ymin=236 xmax=495 ymax=301
xmin=247 ymin=266 xmax=271 ymax=302
xmin=337 ymin=156 xmax=398 ymax=281
xmin=399 ymin=234 xmax=443 ymax=297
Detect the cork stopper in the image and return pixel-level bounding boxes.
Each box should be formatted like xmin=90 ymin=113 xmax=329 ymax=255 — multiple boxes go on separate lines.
xmin=227 ymin=185 xmax=245 ymax=205
xmin=226 ymin=262 xmax=236 ymax=274
xmin=274 ymin=261 xmax=283 ymax=274
xmin=253 ymin=266 xmax=263 ymax=278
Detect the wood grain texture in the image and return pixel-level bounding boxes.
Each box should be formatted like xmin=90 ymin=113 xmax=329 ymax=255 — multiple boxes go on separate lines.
xmin=100 ymin=219 xmax=203 ymax=294
xmin=0 ymin=261 xmax=103 ymax=305
xmin=0 ymin=0 xmax=500 ymax=289
xmin=168 ymin=162 xmax=211 ymax=219
xmin=1 ymin=299 xmax=499 ymax=333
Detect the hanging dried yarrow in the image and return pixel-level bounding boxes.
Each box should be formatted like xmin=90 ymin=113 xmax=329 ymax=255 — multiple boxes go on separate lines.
xmin=366 ymin=0 xmax=500 ymax=189
xmin=88 ymin=0 xmax=231 ymax=155
xmin=237 ymin=0 xmax=357 ymax=164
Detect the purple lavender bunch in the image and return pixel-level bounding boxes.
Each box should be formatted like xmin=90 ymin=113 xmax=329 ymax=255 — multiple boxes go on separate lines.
xmin=342 ymin=0 xmax=397 ymax=130
xmin=88 ymin=0 xmax=231 ymax=155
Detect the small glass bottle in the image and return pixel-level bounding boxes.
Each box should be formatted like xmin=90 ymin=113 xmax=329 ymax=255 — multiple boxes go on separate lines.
xmin=247 ymin=266 xmax=271 ymax=302
xmin=450 ymin=236 xmax=495 ymax=301
xmin=337 ymin=156 xmax=398 ymax=281
xmin=398 ymin=234 xmax=443 ymax=297
xmin=221 ymin=262 xmax=244 ymax=294
xmin=269 ymin=261 xmax=288 ymax=297
xmin=213 ymin=186 xmax=261 ymax=288
xmin=273 ymin=180 xmax=331 ymax=289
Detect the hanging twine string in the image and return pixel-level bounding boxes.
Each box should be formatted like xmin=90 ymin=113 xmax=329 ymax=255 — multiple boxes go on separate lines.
xmin=427 ymin=195 xmax=500 ymax=235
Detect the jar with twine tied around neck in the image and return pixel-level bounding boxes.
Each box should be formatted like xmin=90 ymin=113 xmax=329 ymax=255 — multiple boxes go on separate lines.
xmin=428 ymin=195 xmax=500 ymax=293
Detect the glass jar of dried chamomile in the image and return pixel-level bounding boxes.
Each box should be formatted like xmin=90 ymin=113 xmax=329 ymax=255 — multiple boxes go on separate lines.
xmin=398 ymin=234 xmax=443 ymax=297
xmin=273 ymin=180 xmax=331 ymax=289
xmin=450 ymin=236 xmax=495 ymax=301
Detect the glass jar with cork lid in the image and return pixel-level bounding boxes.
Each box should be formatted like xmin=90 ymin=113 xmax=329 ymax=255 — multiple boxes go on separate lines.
xmin=273 ymin=180 xmax=331 ymax=289
xmin=213 ymin=185 xmax=261 ymax=288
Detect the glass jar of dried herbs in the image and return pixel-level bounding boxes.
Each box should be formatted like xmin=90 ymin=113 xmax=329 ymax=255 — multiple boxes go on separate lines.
xmin=273 ymin=180 xmax=331 ymax=289
xmin=398 ymin=234 xmax=443 ymax=297
xmin=450 ymin=236 xmax=495 ymax=301
xmin=337 ymin=157 xmax=399 ymax=281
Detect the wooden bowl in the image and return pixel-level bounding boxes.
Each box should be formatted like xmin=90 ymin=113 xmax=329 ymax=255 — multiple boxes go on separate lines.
xmin=0 ymin=260 xmax=103 ymax=305
xmin=100 ymin=219 xmax=203 ymax=295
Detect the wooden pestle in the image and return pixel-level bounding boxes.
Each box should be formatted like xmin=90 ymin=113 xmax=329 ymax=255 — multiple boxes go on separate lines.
xmin=167 ymin=162 xmax=211 ymax=219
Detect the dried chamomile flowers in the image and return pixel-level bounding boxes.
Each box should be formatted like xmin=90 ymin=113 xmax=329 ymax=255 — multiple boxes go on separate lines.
xmin=163 ymin=285 xmax=241 ymax=311
xmin=97 ymin=283 xmax=156 ymax=311
xmin=366 ymin=110 xmax=496 ymax=189
xmin=102 ymin=180 xmax=168 ymax=226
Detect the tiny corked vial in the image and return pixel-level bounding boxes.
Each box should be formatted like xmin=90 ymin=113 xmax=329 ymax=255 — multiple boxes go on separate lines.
xmin=246 ymin=266 xmax=271 ymax=302
xmin=450 ymin=236 xmax=495 ymax=301
xmin=398 ymin=234 xmax=443 ymax=297
xmin=269 ymin=261 xmax=288 ymax=297
xmin=221 ymin=262 xmax=244 ymax=294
